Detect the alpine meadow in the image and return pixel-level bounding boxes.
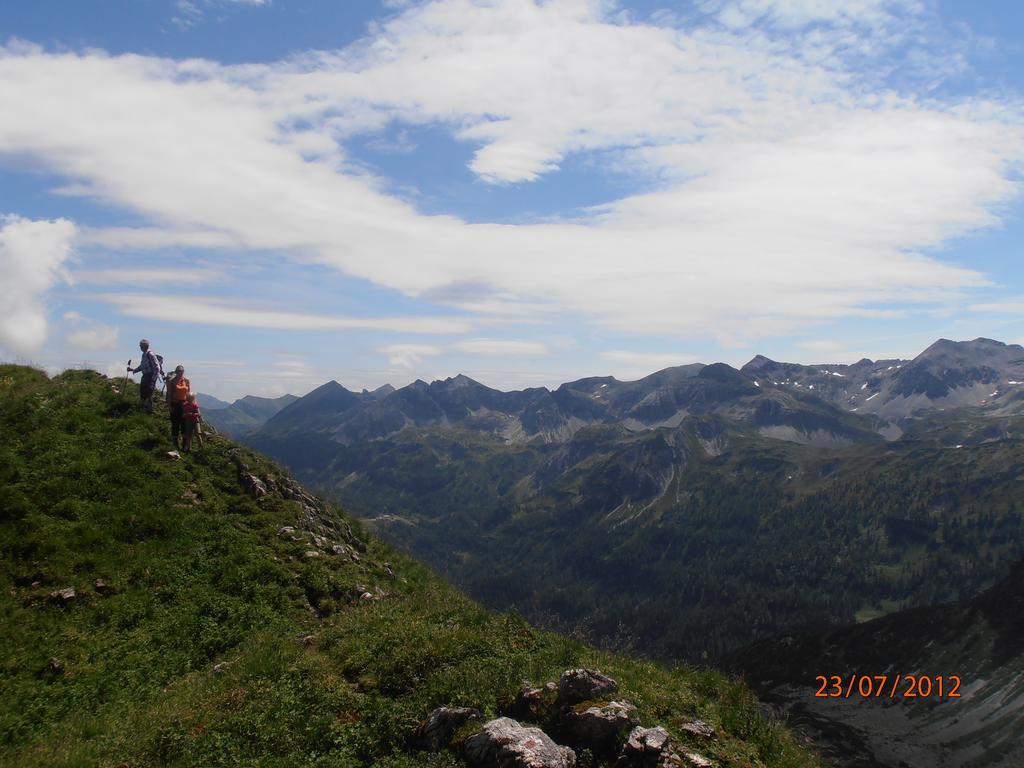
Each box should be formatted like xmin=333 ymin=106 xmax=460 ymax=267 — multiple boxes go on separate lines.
xmin=4 ymin=2 xmax=1024 ymax=767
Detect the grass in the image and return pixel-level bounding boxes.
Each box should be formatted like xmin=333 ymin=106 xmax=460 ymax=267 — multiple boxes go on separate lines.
xmin=0 ymin=365 xmax=820 ymax=767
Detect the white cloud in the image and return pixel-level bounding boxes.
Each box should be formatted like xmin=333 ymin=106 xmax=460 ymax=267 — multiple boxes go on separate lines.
xmin=63 ymin=311 xmax=119 ymax=351
xmin=0 ymin=215 xmax=76 ymax=356
xmin=173 ymin=0 xmax=268 ymax=29
xmin=71 ymin=267 xmax=223 ymax=286
xmin=969 ymin=299 xmax=1024 ymax=314
xmin=271 ymin=355 xmax=319 ymax=379
xmin=0 ymin=1 xmax=1020 ymax=352
xmin=712 ymin=0 xmax=917 ymax=31
xmin=451 ymin=338 xmax=549 ymax=356
xmin=67 ymin=325 xmax=119 ymax=351
xmin=76 ymin=226 xmax=238 ymax=250
xmin=96 ymin=293 xmax=474 ymax=334
xmin=601 ymin=350 xmax=702 ymax=378
xmin=378 ymin=343 xmax=444 ymax=369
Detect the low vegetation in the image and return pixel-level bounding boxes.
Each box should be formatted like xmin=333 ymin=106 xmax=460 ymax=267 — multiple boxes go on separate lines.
xmin=0 ymin=365 xmax=819 ymax=767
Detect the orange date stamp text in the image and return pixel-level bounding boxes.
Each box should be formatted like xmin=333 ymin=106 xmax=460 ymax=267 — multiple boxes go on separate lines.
xmin=814 ymin=674 xmax=961 ymax=699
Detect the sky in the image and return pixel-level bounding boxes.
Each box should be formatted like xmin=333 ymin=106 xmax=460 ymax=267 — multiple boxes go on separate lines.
xmin=2 ymin=0 xmax=1024 ymax=400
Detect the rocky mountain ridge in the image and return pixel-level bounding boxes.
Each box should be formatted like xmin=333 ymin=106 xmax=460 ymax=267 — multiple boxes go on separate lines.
xmin=248 ymin=338 xmax=1024 ymax=451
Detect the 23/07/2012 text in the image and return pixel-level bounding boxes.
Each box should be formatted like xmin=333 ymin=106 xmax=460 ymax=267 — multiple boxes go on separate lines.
xmin=814 ymin=674 xmax=961 ymax=699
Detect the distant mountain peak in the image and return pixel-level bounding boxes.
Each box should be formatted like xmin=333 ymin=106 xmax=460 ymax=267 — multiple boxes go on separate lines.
xmin=918 ymin=337 xmax=1009 ymax=358
xmin=311 ymin=379 xmax=348 ymax=393
xmin=741 ymin=355 xmax=779 ymax=373
xmin=195 ymin=392 xmax=231 ymax=410
xmin=697 ymin=362 xmax=745 ymax=382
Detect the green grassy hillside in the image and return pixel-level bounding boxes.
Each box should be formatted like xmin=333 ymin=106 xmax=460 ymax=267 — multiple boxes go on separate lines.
xmin=0 ymin=365 xmax=818 ymax=768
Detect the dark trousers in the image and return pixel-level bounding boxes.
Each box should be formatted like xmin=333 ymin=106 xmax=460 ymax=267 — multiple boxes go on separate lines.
xmin=140 ymin=373 xmax=155 ymax=408
xmin=182 ymin=419 xmax=196 ymax=451
xmin=170 ymin=402 xmax=185 ymax=441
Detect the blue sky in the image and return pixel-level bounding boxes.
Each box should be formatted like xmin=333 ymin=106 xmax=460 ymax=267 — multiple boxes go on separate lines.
xmin=2 ymin=0 xmax=1024 ymax=399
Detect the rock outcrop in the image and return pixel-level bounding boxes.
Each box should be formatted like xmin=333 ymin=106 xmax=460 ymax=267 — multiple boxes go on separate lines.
xmin=464 ymin=717 xmax=576 ymax=768
xmin=617 ymin=726 xmax=677 ymax=767
xmin=508 ymin=680 xmax=559 ymax=721
xmin=414 ymin=706 xmax=482 ymax=751
xmin=49 ymin=586 xmax=76 ymax=606
xmin=678 ymin=720 xmax=715 ymax=740
xmin=561 ymin=700 xmax=638 ymax=753
xmin=557 ymin=668 xmax=618 ymax=705
xmin=413 ymin=669 xmax=720 ymax=768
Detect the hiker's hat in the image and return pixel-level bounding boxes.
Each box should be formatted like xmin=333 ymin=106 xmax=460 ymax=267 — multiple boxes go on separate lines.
xmin=175 ymin=365 xmax=184 ymax=373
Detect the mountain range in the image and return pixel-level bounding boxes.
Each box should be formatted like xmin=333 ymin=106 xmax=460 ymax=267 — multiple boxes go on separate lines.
xmin=250 ymin=337 xmax=1024 ymax=448
xmin=233 ymin=337 xmax=1024 ymax=659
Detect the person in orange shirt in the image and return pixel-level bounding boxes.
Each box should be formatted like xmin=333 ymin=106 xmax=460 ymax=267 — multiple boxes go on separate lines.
xmin=166 ymin=365 xmax=191 ymax=450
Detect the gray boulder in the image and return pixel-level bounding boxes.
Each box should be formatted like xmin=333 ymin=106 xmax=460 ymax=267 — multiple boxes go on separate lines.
xmin=243 ymin=473 xmax=267 ymax=498
xmin=617 ymin=726 xmax=674 ymax=767
xmin=678 ymin=720 xmax=716 ymax=740
xmin=465 ymin=717 xmax=576 ymax=768
xmin=414 ymin=706 xmax=482 ymax=751
xmin=616 ymin=726 xmax=711 ymax=768
xmin=557 ymin=668 xmax=618 ymax=705
xmin=49 ymin=586 xmax=76 ymax=606
xmin=682 ymin=752 xmax=712 ymax=767
xmin=508 ymin=680 xmax=558 ymax=721
xmin=562 ymin=700 xmax=638 ymax=752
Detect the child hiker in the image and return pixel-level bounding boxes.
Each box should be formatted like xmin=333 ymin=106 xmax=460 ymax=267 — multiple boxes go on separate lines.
xmin=166 ymin=365 xmax=192 ymax=450
xmin=181 ymin=393 xmax=201 ymax=453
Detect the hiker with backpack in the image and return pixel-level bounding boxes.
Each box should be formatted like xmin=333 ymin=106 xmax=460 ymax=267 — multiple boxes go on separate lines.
xmin=127 ymin=339 xmax=164 ymax=413
xmin=181 ymin=392 xmax=202 ymax=453
xmin=166 ymin=365 xmax=192 ymax=451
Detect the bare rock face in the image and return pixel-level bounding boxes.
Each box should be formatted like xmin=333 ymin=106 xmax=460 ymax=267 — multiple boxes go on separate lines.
xmin=616 ymin=726 xmax=712 ymax=768
xmin=678 ymin=720 xmax=716 ymax=740
xmin=682 ymin=752 xmax=712 ymax=767
xmin=508 ymin=680 xmax=558 ymax=721
xmin=617 ymin=726 xmax=674 ymax=767
xmin=243 ymin=473 xmax=267 ymax=498
xmin=413 ymin=706 xmax=482 ymax=751
xmin=464 ymin=717 xmax=576 ymax=768
xmin=49 ymin=586 xmax=76 ymax=606
xmin=562 ymin=700 xmax=638 ymax=753
xmin=557 ymin=668 xmax=618 ymax=705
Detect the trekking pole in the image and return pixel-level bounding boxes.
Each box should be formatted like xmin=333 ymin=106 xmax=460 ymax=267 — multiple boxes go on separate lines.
xmin=196 ymin=417 xmax=205 ymax=448
xmin=122 ymin=359 xmax=131 ymax=398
